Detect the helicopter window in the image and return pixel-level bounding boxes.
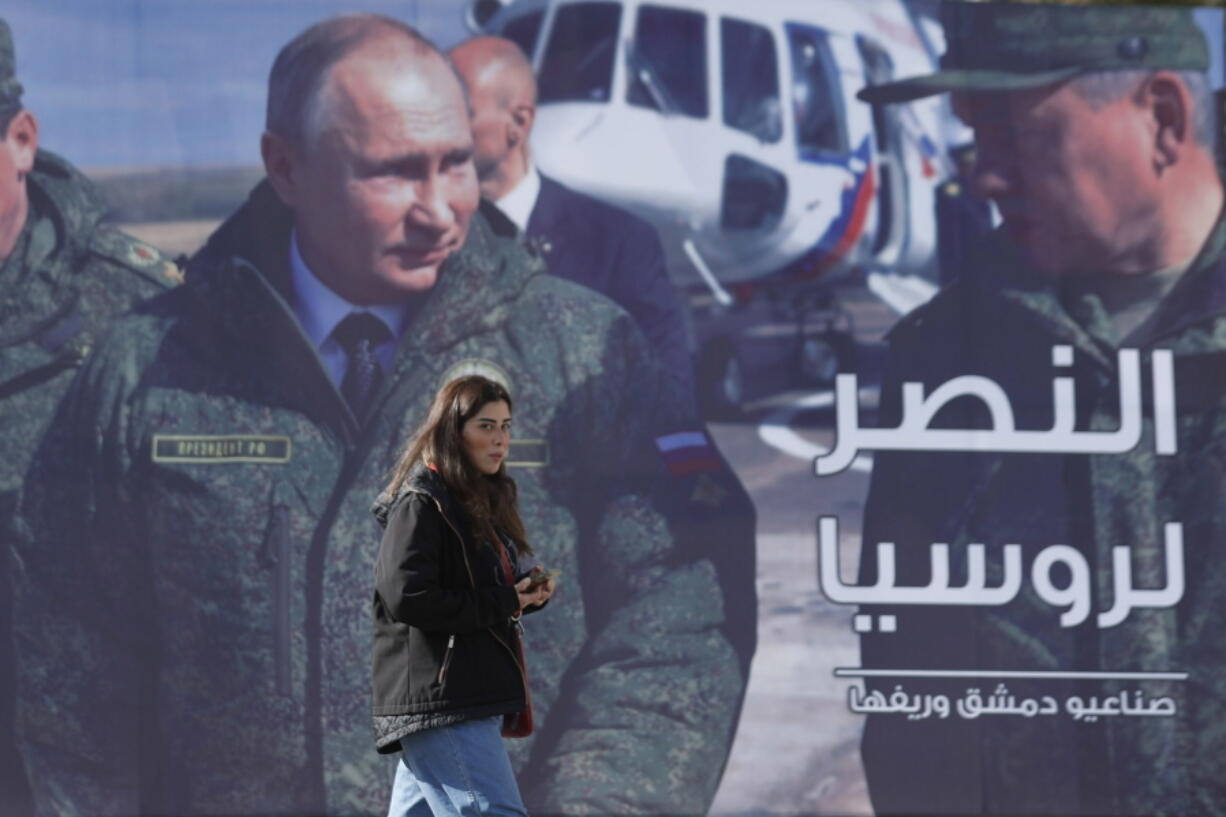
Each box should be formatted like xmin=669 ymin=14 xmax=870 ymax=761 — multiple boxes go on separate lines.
xmin=500 ymin=10 xmax=545 ymax=59
xmin=538 ymin=3 xmax=622 ymax=104
xmin=787 ymin=24 xmax=848 ymax=157
xmin=720 ymin=18 xmax=782 ymax=144
xmin=627 ymin=6 xmax=707 ymax=118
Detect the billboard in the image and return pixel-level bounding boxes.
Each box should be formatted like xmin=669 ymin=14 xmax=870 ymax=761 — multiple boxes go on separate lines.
xmin=2 ymin=1 xmax=1224 ymax=815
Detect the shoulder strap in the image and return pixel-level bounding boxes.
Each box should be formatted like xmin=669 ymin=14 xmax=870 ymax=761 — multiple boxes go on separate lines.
xmin=87 ymin=227 xmax=183 ymax=288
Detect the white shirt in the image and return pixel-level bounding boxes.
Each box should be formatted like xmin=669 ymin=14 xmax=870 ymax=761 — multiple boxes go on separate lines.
xmin=288 ymin=230 xmax=408 ymax=388
xmin=494 ymin=164 xmax=542 ymax=233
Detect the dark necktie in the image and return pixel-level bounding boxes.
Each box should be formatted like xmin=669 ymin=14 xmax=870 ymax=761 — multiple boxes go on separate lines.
xmin=333 ymin=312 xmax=391 ymax=419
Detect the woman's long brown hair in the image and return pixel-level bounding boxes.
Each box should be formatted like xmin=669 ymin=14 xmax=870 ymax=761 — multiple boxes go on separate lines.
xmin=384 ymin=375 xmax=531 ymax=555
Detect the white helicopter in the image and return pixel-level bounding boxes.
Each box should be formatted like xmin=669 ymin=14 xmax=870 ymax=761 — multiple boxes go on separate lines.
xmin=467 ymin=0 xmax=956 ymax=414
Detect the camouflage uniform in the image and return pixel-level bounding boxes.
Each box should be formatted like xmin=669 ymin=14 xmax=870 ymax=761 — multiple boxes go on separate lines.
xmin=12 ymin=181 xmax=754 ymax=816
xmin=857 ymin=5 xmax=1224 ymax=815
xmin=859 ymin=219 xmax=1226 ymax=816
xmin=0 ymin=20 xmax=178 ymax=811
xmin=0 ymin=153 xmax=178 ymax=817
xmin=0 ymin=150 xmax=181 ymax=503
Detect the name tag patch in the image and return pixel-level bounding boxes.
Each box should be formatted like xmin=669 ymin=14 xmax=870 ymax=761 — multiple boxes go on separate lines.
xmin=152 ymin=435 xmax=292 ymax=464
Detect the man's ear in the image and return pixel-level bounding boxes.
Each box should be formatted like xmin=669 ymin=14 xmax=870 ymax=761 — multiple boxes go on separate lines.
xmin=261 ymin=130 xmax=299 ymax=207
xmin=507 ymin=103 xmax=535 ymax=150
xmin=4 ymin=109 xmax=38 ymax=178
xmin=1146 ymin=72 xmax=1191 ymax=172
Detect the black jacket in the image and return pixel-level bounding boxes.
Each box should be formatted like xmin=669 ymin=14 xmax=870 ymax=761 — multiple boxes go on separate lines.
xmin=527 ymin=174 xmax=694 ymax=392
xmin=371 ymin=467 xmax=528 ymax=753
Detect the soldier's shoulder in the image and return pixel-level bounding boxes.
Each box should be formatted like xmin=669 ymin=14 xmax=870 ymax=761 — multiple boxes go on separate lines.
xmin=86 ymin=226 xmax=184 ymax=290
xmin=55 ymin=291 xmax=187 ymax=412
xmin=81 ymin=281 xmax=192 ymax=360
xmin=545 ymin=178 xmax=659 ymax=245
xmin=509 ymin=274 xmax=646 ymax=364
xmin=30 ymin=151 xmax=183 ymax=292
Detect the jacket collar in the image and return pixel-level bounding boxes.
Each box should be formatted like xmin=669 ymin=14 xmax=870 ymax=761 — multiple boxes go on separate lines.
xmin=187 ymin=181 xmax=543 ymax=360
xmin=371 ymin=464 xmax=459 ymax=530
xmin=962 ymin=217 xmax=1226 ymax=366
xmin=492 ymin=164 xmax=541 ymax=233
xmin=1133 ymin=214 xmax=1226 ymax=352
xmin=28 ymin=150 xmax=110 ymax=249
xmin=524 ymin=173 xmax=568 ymax=236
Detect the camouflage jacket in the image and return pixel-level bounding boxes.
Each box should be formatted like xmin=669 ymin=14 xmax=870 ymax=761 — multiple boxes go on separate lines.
xmin=859 ymin=220 xmax=1226 ymax=816
xmin=0 ymin=149 xmax=178 ymax=504
xmin=0 ymin=150 xmax=176 ymax=814
xmin=12 ymin=182 xmax=754 ymax=816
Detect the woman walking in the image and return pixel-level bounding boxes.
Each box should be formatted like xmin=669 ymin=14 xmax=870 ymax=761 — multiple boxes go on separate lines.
xmin=372 ymin=375 xmax=556 ymax=817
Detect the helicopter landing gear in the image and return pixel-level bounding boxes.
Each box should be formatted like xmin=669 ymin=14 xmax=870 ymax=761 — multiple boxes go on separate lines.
xmin=797 ymin=329 xmax=855 ymax=386
xmin=694 ymin=283 xmax=858 ymax=420
xmin=697 ymin=335 xmax=745 ymax=420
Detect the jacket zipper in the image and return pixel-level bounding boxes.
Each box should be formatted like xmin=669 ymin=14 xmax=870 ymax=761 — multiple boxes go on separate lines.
xmin=424 ymin=495 xmax=527 ymax=681
xmin=262 ymin=505 xmax=292 ymax=696
xmin=437 ymin=634 xmax=456 ymax=685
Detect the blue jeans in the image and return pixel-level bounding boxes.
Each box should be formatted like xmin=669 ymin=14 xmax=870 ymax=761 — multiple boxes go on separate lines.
xmin=387 ymin=716 xmax=527 ymax=817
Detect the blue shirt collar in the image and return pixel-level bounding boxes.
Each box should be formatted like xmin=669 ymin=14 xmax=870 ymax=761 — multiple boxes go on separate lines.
xmin=288 ymin=228 xmax=409 ymax=348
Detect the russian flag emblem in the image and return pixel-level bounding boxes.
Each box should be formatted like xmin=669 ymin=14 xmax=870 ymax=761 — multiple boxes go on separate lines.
xmin=654 ymin=430 xmax=720 ymax=476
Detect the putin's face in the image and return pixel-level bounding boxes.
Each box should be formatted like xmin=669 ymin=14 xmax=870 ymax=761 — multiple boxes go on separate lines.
xmin=276 ymin=48 xmax=480 ymax=304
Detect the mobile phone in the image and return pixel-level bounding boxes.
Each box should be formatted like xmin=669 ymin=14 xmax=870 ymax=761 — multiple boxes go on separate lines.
xmin=524 ymin=568 xmax=561 ymax=589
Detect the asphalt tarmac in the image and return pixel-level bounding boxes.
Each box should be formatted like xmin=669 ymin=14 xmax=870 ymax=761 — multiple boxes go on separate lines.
xmin=706 ymin=283 xmax=900 ymax=817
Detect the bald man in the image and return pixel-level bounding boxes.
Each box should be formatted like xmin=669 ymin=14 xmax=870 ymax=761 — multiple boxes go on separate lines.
xmin=451 ymin=36 xmax=695 ymax=392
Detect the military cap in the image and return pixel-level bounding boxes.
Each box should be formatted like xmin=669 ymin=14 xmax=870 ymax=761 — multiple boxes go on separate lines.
xmin=0 ymin=19 xmax=22 ymax=110
xmin=858 ymin=2 xmax=1208 ymax=105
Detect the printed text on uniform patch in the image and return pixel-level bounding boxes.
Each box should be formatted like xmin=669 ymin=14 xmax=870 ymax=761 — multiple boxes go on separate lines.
xmin=152 ymin=434 xmax=292 ymax=464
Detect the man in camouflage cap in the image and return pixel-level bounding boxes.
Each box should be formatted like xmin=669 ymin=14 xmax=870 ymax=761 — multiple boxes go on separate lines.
xmin=0 ymin=18 xmax=178 ymax=817
xmin=856 ymin=3 xmax=1226 ymax=814
xmin=11 ymin=14 xmax=753 ymax=816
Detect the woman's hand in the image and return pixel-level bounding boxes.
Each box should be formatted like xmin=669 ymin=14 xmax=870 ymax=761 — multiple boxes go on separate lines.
xmin=515 ymin=572 xmax=556 ymax=612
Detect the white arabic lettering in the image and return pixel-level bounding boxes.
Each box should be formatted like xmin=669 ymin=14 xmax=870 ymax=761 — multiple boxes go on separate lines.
xmin=816 ymin=346 xmax=1174 ymax=476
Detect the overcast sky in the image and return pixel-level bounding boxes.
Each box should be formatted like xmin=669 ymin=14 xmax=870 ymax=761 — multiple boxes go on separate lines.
xmin=5 ymin=0 xmax=472 ymax=168
xmin=4 ymin=1 xmax=1223 ymax=169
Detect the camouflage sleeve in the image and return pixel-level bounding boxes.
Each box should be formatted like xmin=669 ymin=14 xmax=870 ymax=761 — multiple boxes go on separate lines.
xmin=522 ymin=312 xmax=752 ymax=816
xmin=10 ymin=328 xmax=151 ymax=817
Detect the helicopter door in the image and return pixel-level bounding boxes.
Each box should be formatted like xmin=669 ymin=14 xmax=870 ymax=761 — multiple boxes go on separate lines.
xmin=782 ymin=23 xmax=879 ymax=269
xmin=622 ymin=3 xmax=717 ymax=214
xmin=856 ymin=35 xmax=910 ymax=266
xmin=613 ymin=4 xmax=722 ymax=266
xmin=626 ymin=5 xmax=707 ymax=120
xmin=537 ymin=2 xmax=623 ymax=104
xmin=716 ymin=16 xmax=789 ymax=251
xmin=786 ymin=25 xmax=850 ymax=165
